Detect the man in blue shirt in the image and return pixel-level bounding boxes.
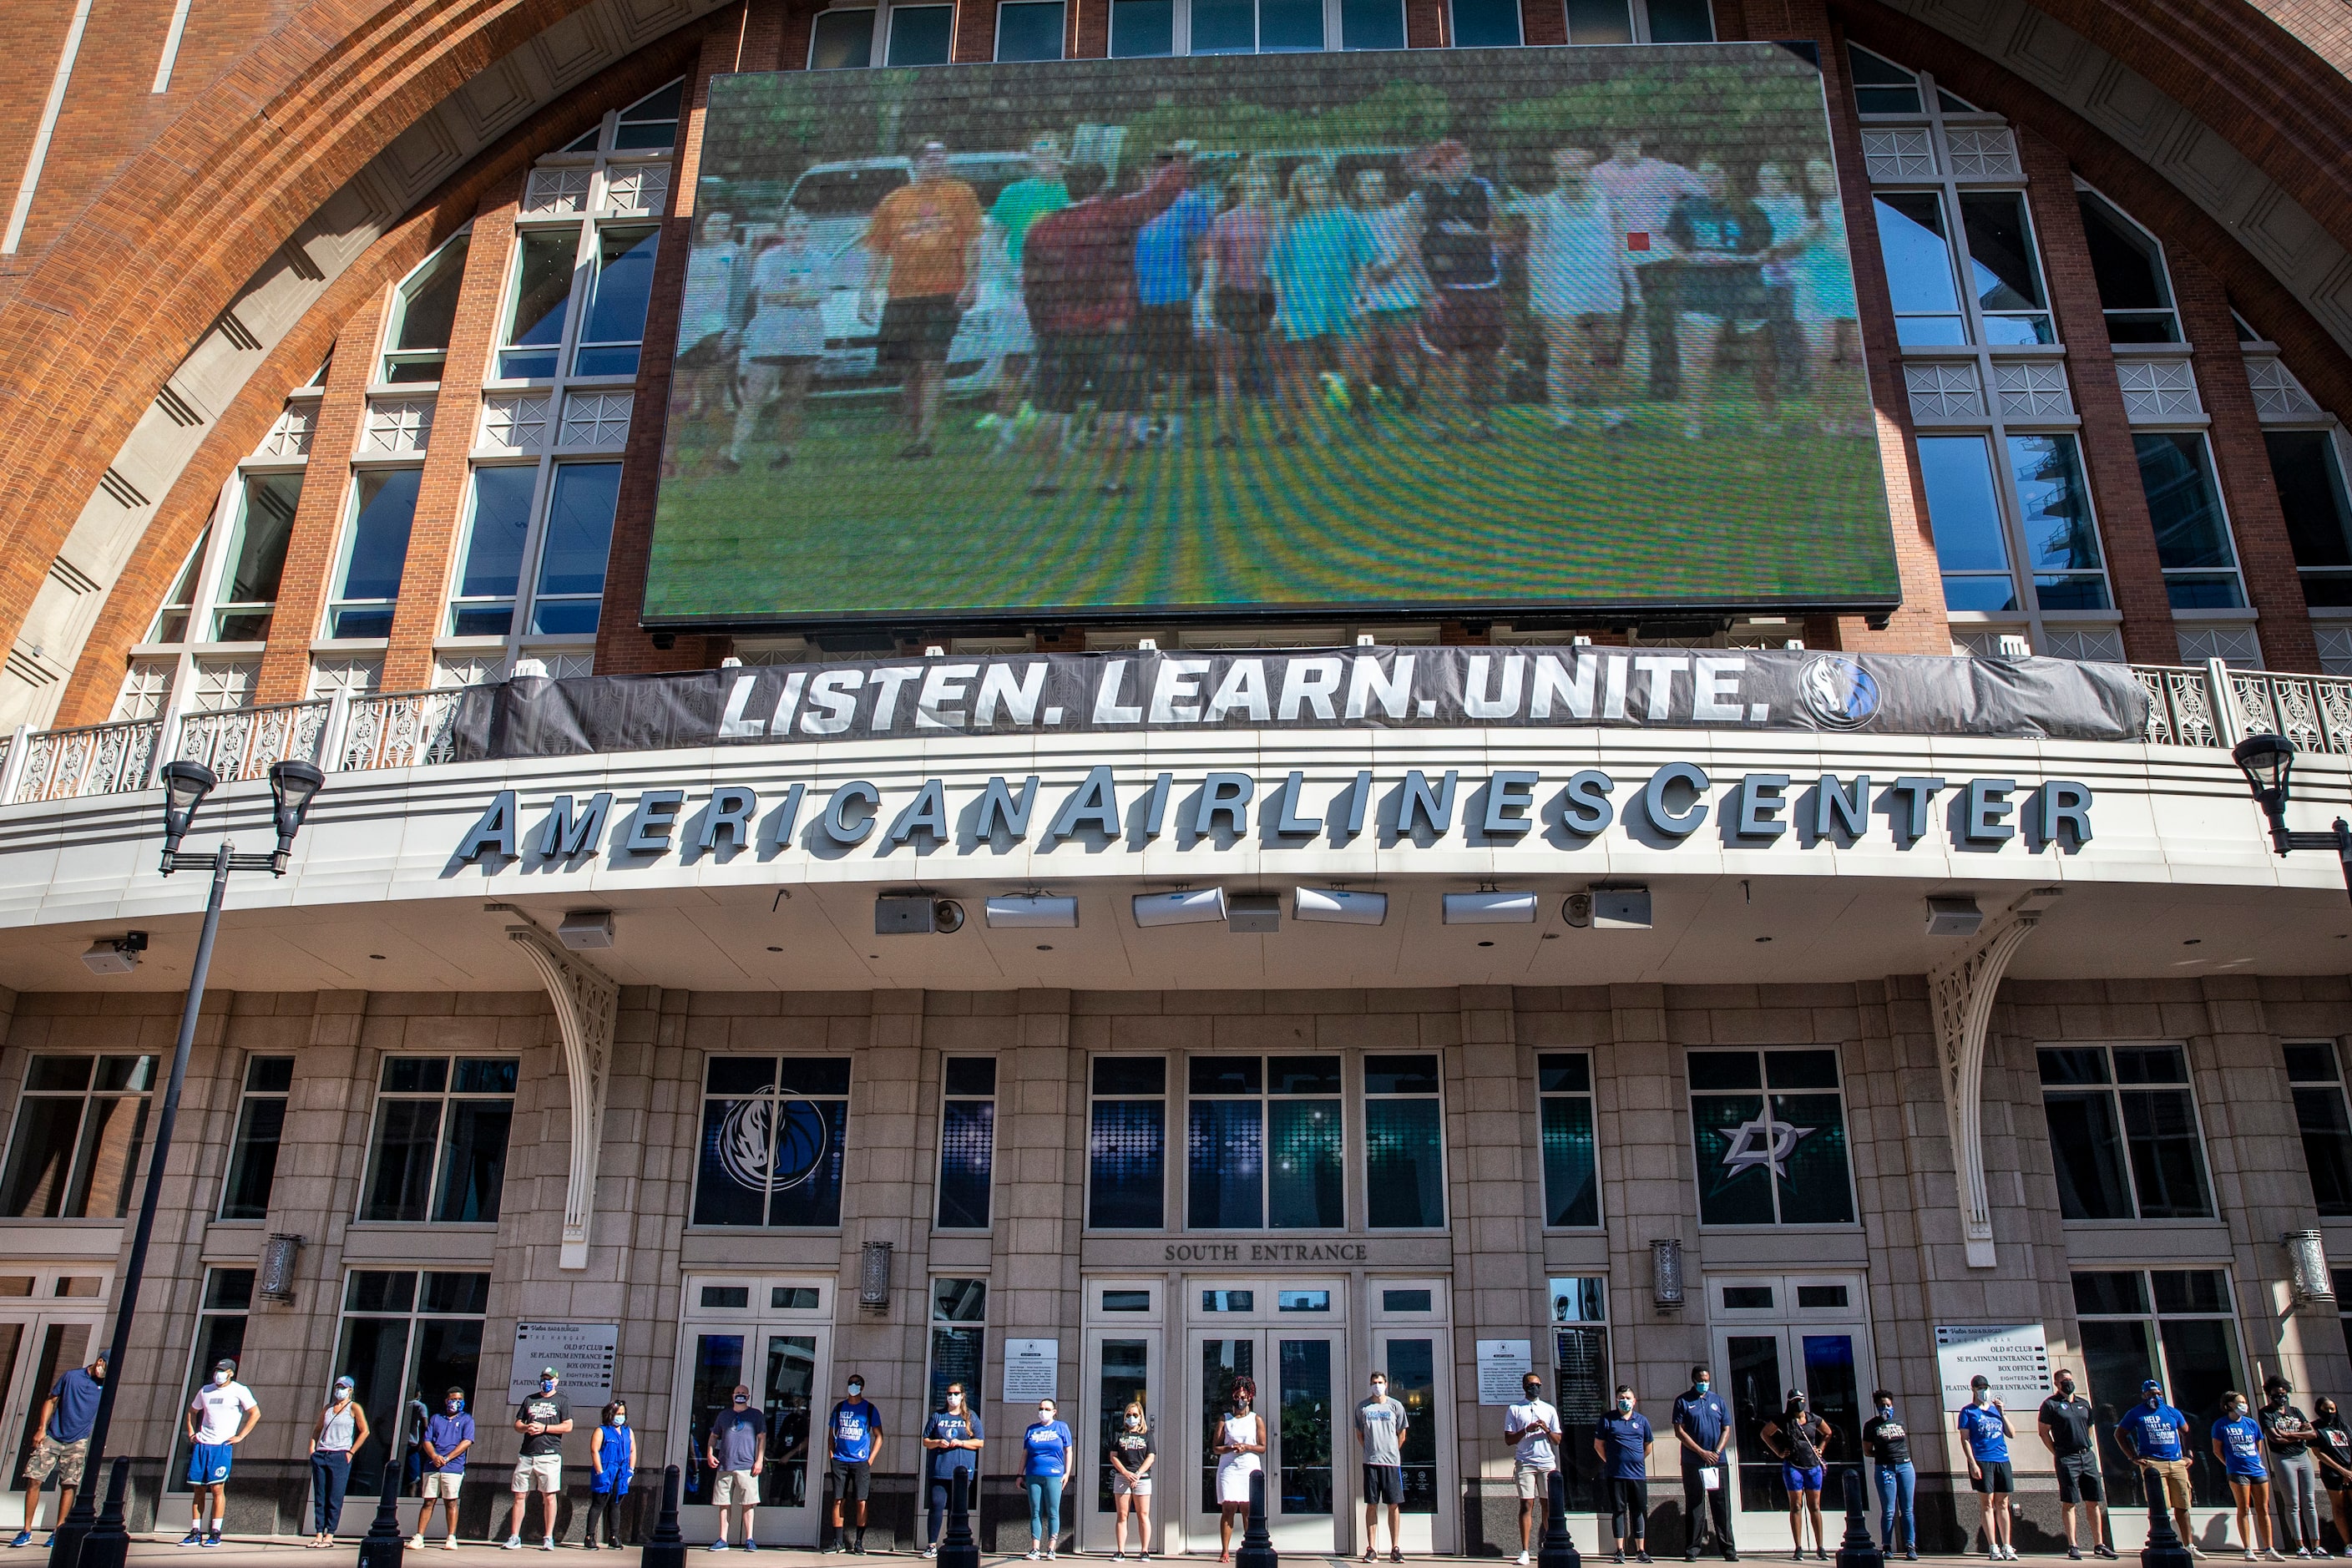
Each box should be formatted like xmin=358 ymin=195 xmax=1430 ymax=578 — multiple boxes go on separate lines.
xmin=1955 ymin=1375 xmax=2016 ymax=1559
xmin=827 ymin=1374 xmax=884 ymax=1554
xmin=1131 ymin=155 xmax=1216 ymax=446
xmin=1672 ymin=1367 xmax=1737 ymax=1561
xmin=1594 ymin=1386 xmax=1655 ymax=1565
xmin=2117 ymin=1379 xmax=2198 ymax=1550
xmin=14 ymin=1350 xmax=104 ymax=1547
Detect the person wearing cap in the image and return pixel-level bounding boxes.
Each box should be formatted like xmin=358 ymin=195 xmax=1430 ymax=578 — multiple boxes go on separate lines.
xmin=706 ymin=1382 xmax=767 ymax=1551
xmin=2117 ymin=1378 xmax=2200 ymax=1555
xmin=417 ymin=1387 xmax=475 ymax=1550
xmin=2038 ymin=1368 xmax=2115 ymax=1560
xmin=183 ymin=1356 xmax=259 ymax=1547
xmin=506 ymin=1366 xmax=574 ymax=1551
xmin=1956 ymin=1374 xmax=2016 ymax=1560
xmin=14 ymin=1349 xmax=104 ymax=1548
xmin=306 ymin=1374 xmax=372 ymax=1546
xmin=826 ymin=1373 xmax=883 ymax=1553
xmin=1759 ymin=1390 xmax=1832 ymax=1562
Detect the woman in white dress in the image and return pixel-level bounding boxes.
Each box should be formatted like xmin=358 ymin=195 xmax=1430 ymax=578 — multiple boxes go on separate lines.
xmin=724 ymin=212 xmax=827 ymax=473
xmin=1213 ymin=1378 xmax=1267 ymax=1564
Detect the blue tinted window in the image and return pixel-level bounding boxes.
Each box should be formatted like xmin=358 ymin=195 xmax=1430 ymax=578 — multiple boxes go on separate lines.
xmin=1090 ymin=1100 xmax=1165 ymax=1228
xmin=460 ymin=468 xmax=535 ymax=598
xmin=886 ymin=4 xmax=953 ymax=63
xmin=1110 ymin=0 xmax=1172 ymax=53
xmin=997 ymin=0 xmax=1064 ymax=58
xmin=1449 ymin=0 xmax=1520 ymax=46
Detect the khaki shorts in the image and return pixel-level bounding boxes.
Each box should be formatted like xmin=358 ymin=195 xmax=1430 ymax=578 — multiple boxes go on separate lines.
xmin=713 ymin=1470 xmax=761 ymax=1506
xmin=1515 ymin=1463 xmax=1556 ymax=1500
xmin=421 ymin=1471 xmax=463 ymax=1500
xmin=2146 ymin=1459 xmax=2193 ymax=1510
xmin=23 ymin=1435 xmax=86 ymax=1488
xmin=1112 ymin=1472 xmax=1153 ymax=1498
xmin=511 ymin=1454 xmax=564 ymax=1494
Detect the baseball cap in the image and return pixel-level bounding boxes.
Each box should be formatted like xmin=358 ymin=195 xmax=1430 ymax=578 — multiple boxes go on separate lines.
xmin=541 ymin=1367 xmax=560 ymax=1378
xmin=2142 ymin=1378 xmax=2163 ymax=1393
xmin=214 ymin=1358 xmax=237 ymax=1373
xmin=334 ymin=1376 xmax=356 ymax=1390
xmin=1970 ymin=1374 xmax=1990 ymax=1390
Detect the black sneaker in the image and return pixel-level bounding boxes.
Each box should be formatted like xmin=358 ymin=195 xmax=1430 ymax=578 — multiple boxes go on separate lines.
xmin=2097 ymin=1550 xmax=2121 ymax=1561
xmin=2069 ymin=1550 xmax=2083 ymax=1561
xmin=1687 ymin=1552 xmax=1702 ymax=1561
xmin=1612 ymin=1554 xmax=1626 ymax=1564
xmin=1638 ymin=1554 xmax=1653 ymax=1563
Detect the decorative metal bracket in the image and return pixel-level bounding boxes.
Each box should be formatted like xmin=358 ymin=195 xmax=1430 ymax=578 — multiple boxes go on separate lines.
xmin=510 ymin=926 xmax=617 ymax=1271
xmin=1930 ymin=889 xmax=2061 ymax=1270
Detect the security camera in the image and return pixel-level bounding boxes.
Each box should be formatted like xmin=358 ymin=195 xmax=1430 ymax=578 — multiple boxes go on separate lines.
xmin=82 ymin=932 xmax=147 ymax=976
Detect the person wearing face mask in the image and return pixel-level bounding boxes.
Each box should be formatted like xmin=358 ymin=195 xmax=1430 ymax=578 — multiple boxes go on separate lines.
xmin=2307 ymin=1398 xmax=2352 ymax=1550
xmin=1357 ymin=1370 xmax=1409 ymax=1564
xmin=1861 ymin=1390 xmax=1914 ymax=1560
xmin=1214 ymin=1378 xmax=1267 ymax=1564
xmin=2215 ymin=1390 xmax=2277 ymax=1559
xmin=415 ymin=1388 xmax=474 ymax=1550
xmin=2038 ymin=1368 xmax=2114 ymax=1561
xmin=1023 ymin=1397 xmax=1075 ymax=1560
xmin=507 ymin=1368 xmax=575 ymax=1552
xmin=13 ymin=1349 xmax=104 ymax=1550
xmin=306 ymin=1375 xmax=371 ymax=1547
xmin=587 ymin=1401 xmax=635 ymax=1550
xmin=920 ymin=1382 xmax=984 ymax=1559
xmin=1759 ymin=1390 xmax=1832 ymax=1562
xmin=705 ymin=1383 xmax=768 ymax=1552
xmin=1672 ymin=1367 xmax=1737 ymax=1563
xmin=2260 ymin=1376 xmax=2323 ymax=1559
xmin=1507 ymin=1373 xmax=1564 ymax=1567
xmin=827 ymin=1374 xmax=884 ymax=1554
xmin=1955 ymin=1375 xmax=2016 ymax=1560
xmin=2117 ymin=1378 xmax=2198 ymax=1555
xmin=1108 ymin=1400 xmax=1156 ymax=1560
xmin=184 ymin=1357 xmax=259 ymax=1548
xmin=1593 ymin=1385 xmax=1655 ymax=1565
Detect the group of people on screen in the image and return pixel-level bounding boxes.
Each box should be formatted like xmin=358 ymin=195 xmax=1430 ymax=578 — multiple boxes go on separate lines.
xmin=675 ymin=128 xmax=1865 ymax=493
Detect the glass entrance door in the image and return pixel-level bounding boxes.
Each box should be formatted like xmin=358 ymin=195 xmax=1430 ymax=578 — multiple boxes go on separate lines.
xmin=1081 ymin=1326 xmax=1160 ymax=1553
xmin=1186 ymin=1330 xmax=1338 ymax=1552
xmin=672 ymin=1279 xmax=833 ymax=1546
xmin=1705 ymin=1274 xmax=1872 ymax=1550
xmin=0 ymin=1270 xmax=106 ymax=1531
xmin=1370 ymin=1329 xmax=1445 ymax=1555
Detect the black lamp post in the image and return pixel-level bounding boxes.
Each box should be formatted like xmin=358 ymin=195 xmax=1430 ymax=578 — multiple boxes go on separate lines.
xmin=50 ymin=758 xmax=324 ymax=1568
xmin=2231 ymin=733 xmax=2352 ymax=903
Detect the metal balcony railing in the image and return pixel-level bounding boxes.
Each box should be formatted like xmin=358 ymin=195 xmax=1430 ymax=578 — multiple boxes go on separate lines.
xmin=0 ymin=659 xmax=2342 ymax=809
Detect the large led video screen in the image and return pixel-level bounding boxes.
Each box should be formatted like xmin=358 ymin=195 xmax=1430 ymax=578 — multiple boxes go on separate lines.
xmin=647 ymin=44 xmax=1898 ymax=625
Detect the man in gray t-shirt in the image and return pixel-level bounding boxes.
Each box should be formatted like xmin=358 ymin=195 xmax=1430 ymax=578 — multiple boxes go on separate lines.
xmin=705 ymin=1385 xmax=769 ymax=1548
xmin=1356 ymin=1372 xmax=1410 ymax=1559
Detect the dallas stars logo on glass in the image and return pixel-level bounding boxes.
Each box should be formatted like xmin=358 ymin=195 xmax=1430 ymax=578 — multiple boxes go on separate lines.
xmin=1687 ymin=1049 xmax=1857 ymax=1227
xmin=1716 ymin=1110 xmax=1816 ymax=1181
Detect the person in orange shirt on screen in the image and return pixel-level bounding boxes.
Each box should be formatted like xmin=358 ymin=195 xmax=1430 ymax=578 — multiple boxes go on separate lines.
xmin=861 ymin=139 xmax=984 ymax=459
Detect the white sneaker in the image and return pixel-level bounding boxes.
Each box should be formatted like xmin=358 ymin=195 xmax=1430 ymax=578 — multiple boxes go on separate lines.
xmin=445 ymin=1541 xmax=460 ymax=1552
xmin=543 ymin=1540 xmax=557 ymax=1552
xmin=923 ymin=1550 xmax=938 ymax=1560
xmin=505 ymin=1540 xmax=523 ymax=1552
xmin=1519 ymin=1555 xmax=1533 ymax=1565
xmin=412 ymin=1538 xmax=426 ymax=1550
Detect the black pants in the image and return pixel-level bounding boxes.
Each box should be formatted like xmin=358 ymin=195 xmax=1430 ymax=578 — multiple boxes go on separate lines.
xmin=1637 ymin=263 xmax=1686 ymax=401
xmin=1611 ymin=1478 xmax=1649 ymax=1542
xmin=1683 ymin=1467 xmax=1735 ymax=1554
xmin=584 ymin=1492 xmax=624 ymax=1545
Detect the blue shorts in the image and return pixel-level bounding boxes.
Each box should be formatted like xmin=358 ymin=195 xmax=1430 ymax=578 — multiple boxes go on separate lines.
xmin=1783 ymin=1464 xmax=1824 ymax=1495
xmin=189 ymin=1443 xmax=234 ymax=1486
xmin=2228 ymin=1467 xmax=2270 ymax=1484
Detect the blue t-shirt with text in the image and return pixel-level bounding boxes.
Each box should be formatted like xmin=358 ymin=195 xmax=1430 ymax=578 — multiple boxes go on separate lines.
xmin=1955 ymin=1404 xmax=2011 ymax=1464
xmin=925 ymin=1411 xmax=983 ymax=1479
xmin=1024 ymin=1419 xmax=1075 ymax=1478
xmin=2117 ymin=1401 xmax=2188 ymax=1462
xmin=2217 ymin=1415 xmax=2267 ymax=1477
xmin=831 ymin=1399 xmax=881 ymax=1464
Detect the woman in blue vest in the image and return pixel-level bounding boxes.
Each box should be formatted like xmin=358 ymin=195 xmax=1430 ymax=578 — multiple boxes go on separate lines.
xmin=586 ymin=1399 xmax=635 ymax=1550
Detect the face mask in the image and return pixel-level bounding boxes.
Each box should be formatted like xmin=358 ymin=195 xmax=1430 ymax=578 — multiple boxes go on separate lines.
xmin=1878 ymin=1403 xmax=1893 ymax=1414
xmin=542 ymin=1380 xmax=558 ymax=1394
xmin=734 ymin=1396 xmax=751 ymax=1407
xmin=848 ymin=1384 xmax=863 ymax=1398
xmin=2056 ymin=1383 xmax=2074 ymax=1397
xmin=1617 ymin=1399 xmax=1634 ymax=1413
xmin=1973 ymin=1392 xmax=1990 ymax=1407
xmin=1694 ymin=1382 xmax=1709 ymax=1395
xmin=448 ymin=1402 xmax=463 ymax=1414
xmin=333 ymin=1387 xmax=352 ymax=1401
xmin=614 ymin=1415 xmax=628 ymax=1427
xmin=214 ymin=1372 xmax=231 ymax=1387
xmin=1372 ymin=1384 xmax=1387 ymax=1397
xmin=1129 ymin=1414 xmax=1145 ymax=1429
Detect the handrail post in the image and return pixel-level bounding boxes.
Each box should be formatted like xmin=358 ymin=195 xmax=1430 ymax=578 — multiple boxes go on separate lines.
xmin=320 ymin=687 xmax=353 ymax=772
xmin=2207 ymin=656 xmax=2245 ymax=749
xmin=0 ymin=724 xmax=31 ymax=805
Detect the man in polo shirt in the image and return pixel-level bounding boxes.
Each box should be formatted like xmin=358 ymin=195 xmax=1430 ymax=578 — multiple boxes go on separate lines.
xmin=14 ymin=1350 xmax=104 ymax=1547
xmin=2117 ymin=1378 xmax=2200 ymax=1556
xmin=2038 ymin=1369 xmax=2115 ymax=1561
xmin=1672 ymin=1367 xmax=1737 ymax=1562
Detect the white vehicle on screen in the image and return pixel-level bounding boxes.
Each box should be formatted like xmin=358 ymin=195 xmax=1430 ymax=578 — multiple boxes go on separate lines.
xmin=776 ymin=152 xmax=1034 ymax=397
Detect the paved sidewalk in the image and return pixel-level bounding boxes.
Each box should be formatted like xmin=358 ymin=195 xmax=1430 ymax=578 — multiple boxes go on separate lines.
xmin=92 ymin=1546 xmax=2110 ymax=1568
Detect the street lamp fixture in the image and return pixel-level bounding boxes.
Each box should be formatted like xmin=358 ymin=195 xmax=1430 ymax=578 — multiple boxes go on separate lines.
xmin=2231 ymin=732 xmax=2352 ymax=903
xmin=53 ymin=759 xmax=326 ymax=1568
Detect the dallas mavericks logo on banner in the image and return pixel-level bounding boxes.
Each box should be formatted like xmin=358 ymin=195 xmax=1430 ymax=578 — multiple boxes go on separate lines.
xmin=1798 ymin=655 xmax=1881 ymax=731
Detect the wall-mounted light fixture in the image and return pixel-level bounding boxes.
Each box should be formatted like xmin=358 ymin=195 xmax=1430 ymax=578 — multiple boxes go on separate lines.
xmin=859 ymin=1241 xmax=894 ymax=1309
xmin=2285 ymin=1229 xmax=2335 ymax=1311
xmin=1651 ymin=1238 xmax=1685 ymax=1311
xmin=260 ymin=1233 xmax=305 ymax=1302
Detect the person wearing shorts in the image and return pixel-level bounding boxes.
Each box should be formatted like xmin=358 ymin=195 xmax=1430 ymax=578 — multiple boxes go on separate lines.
xmin=705 ymin=1383 xmax=766 ymax=1550
xmin=1198 ymin=163 xmax=1280 ymax=446
xmin=826 ymin=1373 xmax=883 ymax=1553
xmin=724 ymin=214 xmax=825 ymax=474
xmin=15 ymin=1348 xmax=102 ymax=1548
xmin=1356 ymin=1370 xmax=1409 ymax=1562
xmin=185 ymin=1358 xmax=260 ymax=1547
xmin=1404 ymin=140 xmax=1505 ymax=441
xmin=1507 ymin=1373 xmax=1562 ymax=1566
xmin=2309 ymin=1398 xmax=2352 ymax=1550
xmin=506 ymin=1367 xmax=574 ymax=1550
xmin=417 ymin=1388 xmax=473 ymax=1550
xmin=2118 ymin=1380 xmax=2197 ymax=1551
xmin=1956 ymin=1377 xmax=2016 ymax=1560
xmin=1347 ymin=167 xmax=1429 ymax=426
xmin=2039 ymin=1369 xmax=2113 ymax=1560
xmin=1109 ymin=1401 xmax=1156 ymax=1560
xmin=1132 ymin=153 xmax=1216 ymax=445
xmin=2213 ymin=1391 xmax=2273 ymax=1557
xmin=1762 ymin=1392 xmax=1832 ymax=1561
xmin=672 ymin=210 xmax=748 ymax=465
xmin=861 ymin=140 xmax=983 ymax=458
xmin=1507 ymin=147 xmax=1631 ymax=434
xmin=1266 ymin=164 xmax=1380 ymax=445
xmin=1594 ymin=1387 xmax=1654 ymax=1565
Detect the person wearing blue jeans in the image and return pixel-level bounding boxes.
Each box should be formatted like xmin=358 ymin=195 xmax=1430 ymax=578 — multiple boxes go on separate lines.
xmin=1022 ymin=1399 xmax=1075 ymax=1561
xmin=920 ymin=1384 xmax=984 ymax=1558
xmin=1862 ymin=1392 xmax=1916 ymax=1560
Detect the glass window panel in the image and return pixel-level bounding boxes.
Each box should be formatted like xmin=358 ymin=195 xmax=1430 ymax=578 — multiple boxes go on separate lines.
xmin=1771 ymin=1092 xmax=1854 ymax=1224
xmin=26 ymin=1060 xmax=92 ymax=1093
xmin=1917 ymin=436 xmax=2011 ymax=573
xmin=1690 ymin=1093 xmax=1775 ymax=1225
xmin=502 ymin=230 xmax=579 ymax=377
xmin=1550 ymin=1277 xmax=1606 ymax=1323
xmin=1449 ymin=0 xmax=1520 ymax=47
xmin=1202 ymin=1290 xmax=1256 ymax=1312
xmin=2119 ymin=1090 xmax=2213 ymax=1218
xmin=702 ymin=1286 xmax=751 ymax=1309
xmin=432 ymin=1100 xmax=512 ymax=1222
xmin=1340 ymin=0 xmax=1403 ymax=48
xmin=1187 ymin=1099 xmax=1263 ymax=1227
xmin=1958 ymin=192 xmax=2049 ymax=331
xmin=95 ymin=1056 xmax=154 ymax=1092
xmin=1800 ymin=1333 xmax=1863 ymax=1470
xmin=346 ymin=1271 xmax=418 ymax=1313
xmin=2038 ymin=1047 xmax=2111 ymax=1086
xmin=1795 ymin=1285 xmax=1849 ymax=1308
xmin=811 ymin=8 xmax=877 ymax=67
xmin=63 ymin=1095 xmax=148 ymax=1219
xmin=2112 ymin=1044 xmax=2188 ymax=1085
xmin=1687 ymin=1051 xmax=1762 ymax=1091
xmin=1110 ymin=0 xmax=1172 ymax=53
xmin=383 ymin=1058 xmax=449 ymax=1094
xmin=1763 ymin=1050 xmax=1839 ymax=1090
xmin=1552 ymin=1322 xmax=1610 ymax=1511
xmin=458 ymin=468 xmax=535 ymax=600
xmin=1191 ymin=1057 xmax=1263 ymax=1095
xmin=2042 ymin=1090 xmax=2134 ymax=1220
xmin=930 ymin=1325 xmax=984 ymax=1419
xmin=937 ymin=1099 xmax=995 ymax=1229
xmin=1540 ymin=1095 xmax=1599 ymax=1227
xmin=2151 ymin=1269 xmax=2228 ymax=1316
xmin=1094 ymin=1058 xmax=1165 ymax=1095
xmin=1090 ymin=1100 xmax=1166 ymax=1228
xmin=933 ymin=1277 xmax=988 ymax=1322
xmin=362 ymin=1099 xmax=443 ymax=1222
xmin=334 ymin=1313 xmax=412 ymax=1480
xmin=1847 ymin=47 xmax=1921 ymax=114
xmin=1537 ymin=1053 xmax=1591 ymax=1094
xmin=886 ymin=5 xmax=954 ymax=63
xmin=2139 ymin=433 xmax=2235 ymax=570
xmin=222 ymin=471 xmax=302 ymax=609
xmin=1383 ymin=1289 xmax=1433 ymax=1313
xmin=772 ymin=1287 xmax=820 ymax=1309
xmin=453 ymin=1059 xmax=518 ymax=1095
xmin=620 ymin=81 xmax=684 ymax=124
xmin=766 ymin=1098 xmax=847 ymax=1227
xmin=1365 ymin=1098 xmax=1444 ymax=1228
xmin=2078 ymin=1317 xmax=2158 ymax=1498
xmin=775 ymin=1059 xmax=852 ymax=1096
xmin=1643 ymin=0 xmax=1712 ymax=40
xmin=1277 ymin=1339 xmax=1333 ymax=1514
xmin=2266 ymin=431 xmax=2352 ymax=571
xmin=534 ymin=462 xmax=621 ymax=615
xmin=1260 ymin=0 xmax=1323 ymax=49
xmin=1364 ymin=1055 xmax=1440 ymax=1095
xmin=335 ymin=469 xmax=421 ymax=634
xmin=944 ymin=1059 xmax=997 ymax=1097
xmin=995 ymin=5 xmax=1064 ymax=61
xmin=1565 ymin=0 xmax=1631 ymax=41
xmin=692 ymin=1095 xmax=769 ymax=1227
xmin=574 ymin=226 xmax=660 ymax=376
xmin=1722 ymin=1286 xmax=1773 ymax=1310
xmin=422 ymin=1272 xmax=492 ymax=1314
xmin=388 ymin=237 xmax=471 ymax=358
xmin=1199 ymin=1339 xmax=1256 ymax=1512
xmin=1095 ymin=1338 xmax=1150 ymax=1514
xmin=207 ymin=1269 xmax=256 ymax=1311
xmin=708 ymin=1058 xmax=778 ymax=1095
xmin=2072 ymin=1270 xmax=2150 ymax=1316
xmin=2031 ymin=574 xmax=2112 ymax=611
xmin=2287 ymin=1043 xmax=2342 ymax=1083
xmin=0 ymin=1100 xmax=83 ymax=1218
xmin=2009 ymin=434 xmax=2103 ymax=571
xmin=684 ymin=1333 xmax=747 ymax=1506
xmin=1872 ymin=195 xmax=1964 ymax=342
xmin=247 ymin=1057 xmax=295 ymax=1094
xmin=1269 ymin=1056 xmax=1342 ymax=1095
xmin=410 ymin=1317 xmax=484 ymax=1432
xmin=2292 ymin=1085 xmax=2352 ymax=1218
xmin=220 ymin=1094 xmax=286 ymax=1221
xmin=2156 ymin=1316 xmax=2243 ymax=1507
xmin=2077 ymin=192 xmax=2175 ymax=315
xmin=2162 ymin=573 xmax=2245 ymax=610
xmin=1191 ymin=0 xmax=1253 ymax=51
xmin=1278 ymin=1290 xmax=1330 ymax=1311
xmin=1102 ymin=1291 xmax=1151 ymax=1312
xmin=1267 ymin=1098 xmax=1343 ymax=1228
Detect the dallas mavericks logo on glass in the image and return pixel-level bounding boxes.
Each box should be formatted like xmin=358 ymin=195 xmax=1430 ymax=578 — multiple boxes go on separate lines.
xmin=1798 ymin=656 xmax=1881 ymax=731
xmin=716 ymin=1090 xmax=834 ymax=1195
